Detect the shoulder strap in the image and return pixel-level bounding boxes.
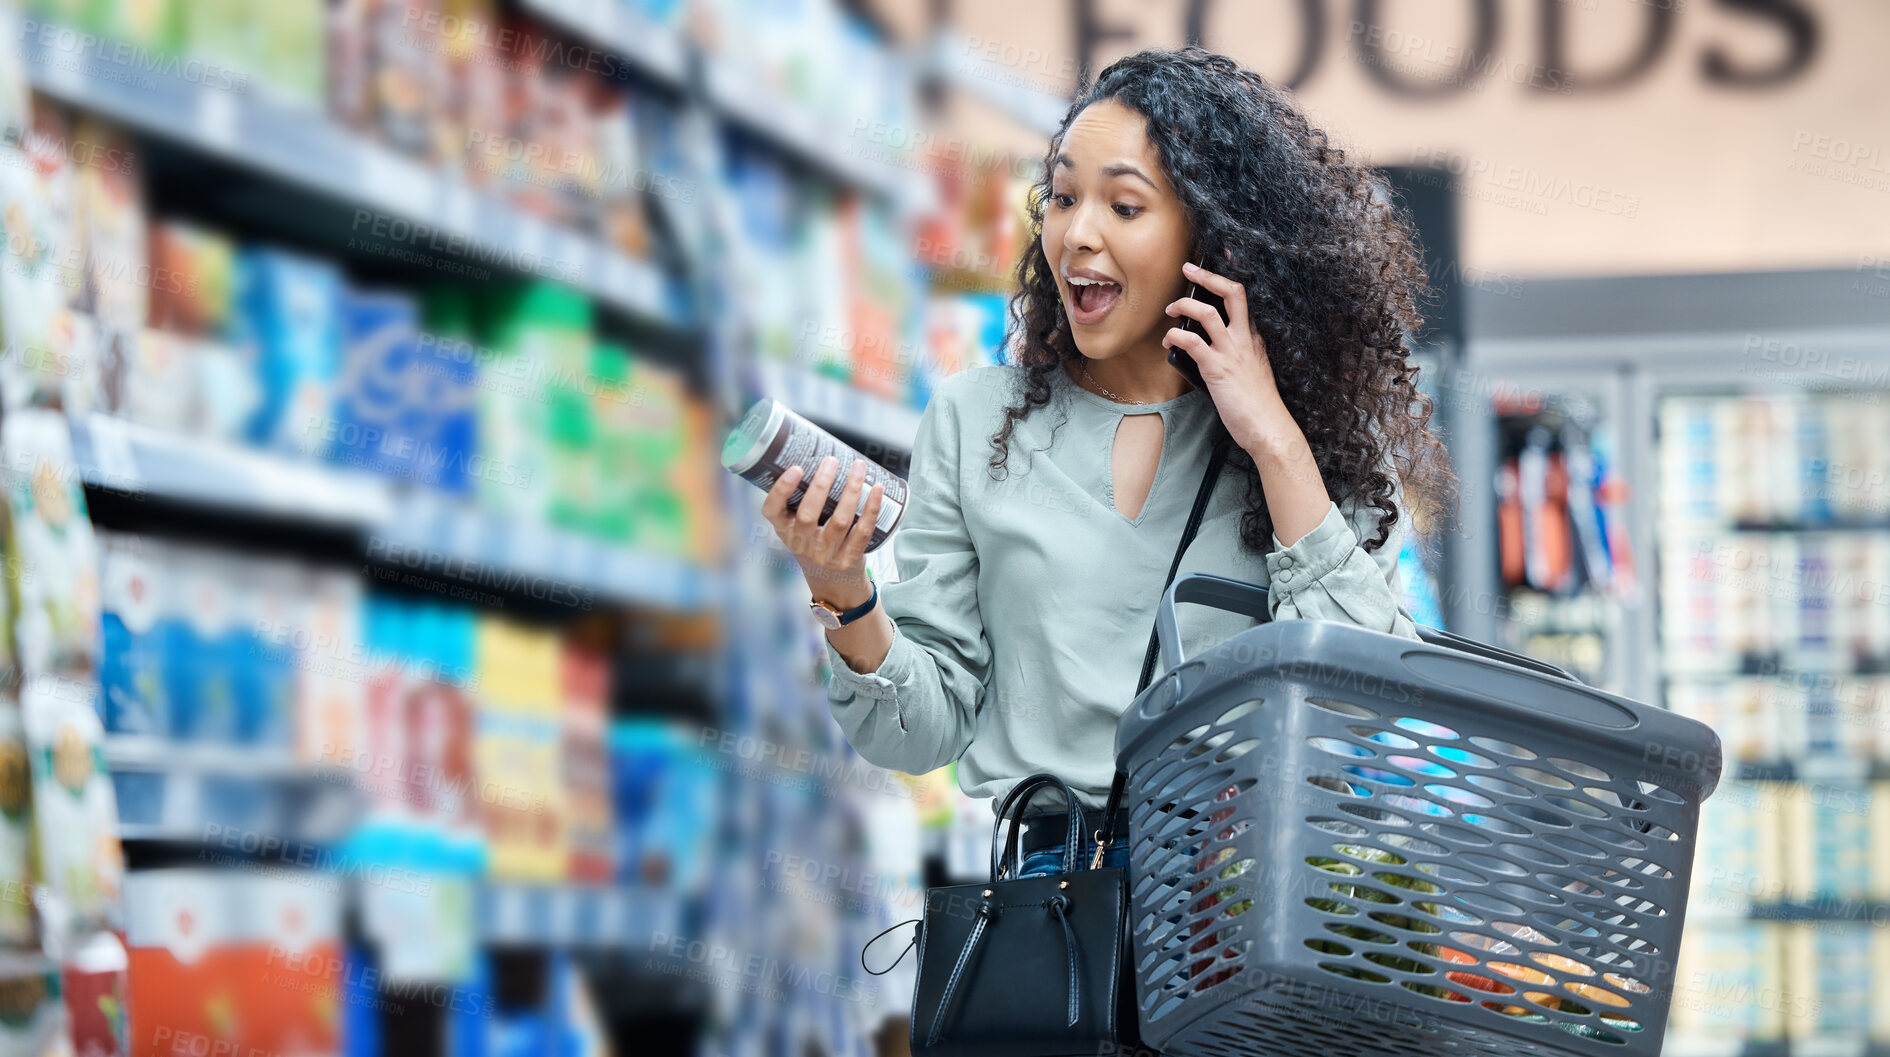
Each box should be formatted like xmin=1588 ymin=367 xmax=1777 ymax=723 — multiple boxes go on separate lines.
xmin=1138 ymin=436 xmax=1230 ymax=694
xmin=1094 ymin=435 xmax=1229 ymax=865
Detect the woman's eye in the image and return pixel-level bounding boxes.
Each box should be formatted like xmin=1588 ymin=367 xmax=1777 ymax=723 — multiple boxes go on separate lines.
xmin=1052 ymin=193 xmax=1075 ymax=209
xmin=1113 ymin=204 xmax=1141 ymax=219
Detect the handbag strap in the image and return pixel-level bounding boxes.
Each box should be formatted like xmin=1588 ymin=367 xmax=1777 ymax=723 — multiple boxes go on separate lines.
xmin=992 ymin=773 xmax=1084 ymax=881
xmin=1095 ymin=435 xmax=1229 ymax=866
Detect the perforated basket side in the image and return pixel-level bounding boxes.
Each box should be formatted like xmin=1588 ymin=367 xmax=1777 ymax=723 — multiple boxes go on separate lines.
xmin=1119 ymin=620 xmax=1717 ymax=1057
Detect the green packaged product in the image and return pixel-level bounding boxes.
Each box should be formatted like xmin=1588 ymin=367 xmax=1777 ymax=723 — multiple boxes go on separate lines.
xmin=90 ymin=0 xmax=181 ymax=55
xmin=587 ymin=345 xmax=636 ymax=543
xmin=546 ymin=384 xmax=596 ymax=534
xmin=257 ymin=0 xmax=324 ymax=106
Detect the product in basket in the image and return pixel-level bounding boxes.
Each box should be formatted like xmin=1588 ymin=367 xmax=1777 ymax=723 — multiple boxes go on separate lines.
xmin=722 ymin=397 xmax=907 ymax=552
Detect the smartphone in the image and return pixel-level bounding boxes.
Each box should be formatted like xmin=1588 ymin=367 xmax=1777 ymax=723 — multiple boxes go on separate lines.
xmin=1169 ymin=258 xmax=1228 ymax=389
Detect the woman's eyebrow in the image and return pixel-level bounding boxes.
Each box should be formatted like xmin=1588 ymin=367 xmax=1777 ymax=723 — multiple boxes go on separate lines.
xmin=1053 ymin=155 xmax=1157 ymax=190
xmin=1101 ymin=163 xmax=1157 ymax=188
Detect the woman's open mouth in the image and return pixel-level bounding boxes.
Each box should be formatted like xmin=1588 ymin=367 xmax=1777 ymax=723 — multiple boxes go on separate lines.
xmin=1066 ymin=276 xmax=1122 ymax=326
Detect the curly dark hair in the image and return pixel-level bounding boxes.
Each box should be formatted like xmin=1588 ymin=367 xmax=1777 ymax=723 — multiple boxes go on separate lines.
xmin=989 ymin=46 xmax=1454 ymax=554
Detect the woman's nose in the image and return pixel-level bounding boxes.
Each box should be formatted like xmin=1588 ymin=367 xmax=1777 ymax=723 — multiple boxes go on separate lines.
xmin=1062 ymin=200 xmax=1103 ymax=255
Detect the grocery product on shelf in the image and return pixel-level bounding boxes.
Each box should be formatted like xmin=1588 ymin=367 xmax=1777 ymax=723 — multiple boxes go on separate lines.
xmin=1492 ymin=390 xmax=1633 ymax=688
xmin=24 ymin=676 xmax=124 ymax=939
xmin=562 ymin=644 xmax=614 ymax=882
xmin=123 ymin=869 xmax=343 ymax=1057
xmin=96 ymin=533 xmax=168 ymax=738
xmin=474 ymin=614 xmax=567 ymax=881
xmin=5 ymin=0 xmax=967 ymax=1054
xmin=1669 ymin=922 xmax=1789 ymax=1043
xmin=166 ymin=547 xmax=243 ymax=744
xmin=918 ymin=291 xmax=1006 ymax=405
xmin=0 ymin=706 xmax=33 ymax=948
xmin=0 ymin=102 xmax=95 ymax=415
xmin=1659 ymin=393 xmax=1890 ymax=709
xmin=610 ymin=721 xmax=716 ymax=893
xmin=236 ymin=248 xmax=346 ymax=457
xmin=5 ymin=409 xmax=101 ymax=681
xmin=0 ymin=5 xmax=28 ymax=144
xmin=0 ymin=961 xmax=64 ymax=1055
xmin=59 ymin=929 xmax=127 ymax=1057
xmin=1661 ymin=389 xmax=1890 ymax=1054
xmin=335 ymin=287 xmax=471 ymax=489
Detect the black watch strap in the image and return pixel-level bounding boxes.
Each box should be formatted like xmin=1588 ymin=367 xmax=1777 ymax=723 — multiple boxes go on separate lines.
xmin=835 ymin=580 xmax=879 ymax=626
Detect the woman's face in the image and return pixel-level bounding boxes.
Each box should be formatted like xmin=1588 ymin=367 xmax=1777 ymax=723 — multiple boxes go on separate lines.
xmin=1041 ymin=98 xmax=1193 ymax=363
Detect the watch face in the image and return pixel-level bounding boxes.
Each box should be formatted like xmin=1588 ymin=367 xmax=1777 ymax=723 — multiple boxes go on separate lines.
xmin=809 ymin=603 xmax=842 ymax=630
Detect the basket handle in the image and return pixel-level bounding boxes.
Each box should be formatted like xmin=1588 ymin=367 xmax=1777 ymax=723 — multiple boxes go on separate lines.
xmin=1157 ymin=574 xmax=1273 ymax=671
xmin=1411 ymin=624 xmax=1583 ymax=685
xmin=1156 ymin=573 xmax=1585 ymax=686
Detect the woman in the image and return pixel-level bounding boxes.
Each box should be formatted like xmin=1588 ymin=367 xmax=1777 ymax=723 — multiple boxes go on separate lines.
xmin=761 ymin=47 xmax=1453 ymax=871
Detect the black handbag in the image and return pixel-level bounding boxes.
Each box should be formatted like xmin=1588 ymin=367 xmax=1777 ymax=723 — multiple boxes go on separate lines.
xmin=908 ymin=773 xmax=1133 ymax=1057
xmin=864 ymin=436 xmax=1230 ymax=1057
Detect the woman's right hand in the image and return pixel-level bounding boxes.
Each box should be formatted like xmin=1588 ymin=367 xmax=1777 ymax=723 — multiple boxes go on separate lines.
xmin=760 ymin=455 xmax=885 ymax=608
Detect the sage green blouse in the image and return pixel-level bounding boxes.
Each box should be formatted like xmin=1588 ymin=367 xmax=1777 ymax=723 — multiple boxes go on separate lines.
xmin=825 ymin=364 xmax=1421 ymax=809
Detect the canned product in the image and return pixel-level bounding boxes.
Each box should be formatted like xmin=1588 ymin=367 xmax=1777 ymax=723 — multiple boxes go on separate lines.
xmin=722 ymin=397 xmax=909 ymax=552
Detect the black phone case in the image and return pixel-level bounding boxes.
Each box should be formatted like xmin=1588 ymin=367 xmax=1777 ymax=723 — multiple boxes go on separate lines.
xmin=1169 ymin=271 xmax=1228 ymax=388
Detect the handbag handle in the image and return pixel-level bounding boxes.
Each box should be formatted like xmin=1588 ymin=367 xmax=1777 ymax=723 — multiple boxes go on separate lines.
xmin=990 ymin=773 xmax=1084 ymax=882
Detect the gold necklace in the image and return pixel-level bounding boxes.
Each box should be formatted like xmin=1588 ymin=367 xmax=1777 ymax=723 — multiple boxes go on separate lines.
xmin=1080 ymin=361 xmax=1151 ymax=405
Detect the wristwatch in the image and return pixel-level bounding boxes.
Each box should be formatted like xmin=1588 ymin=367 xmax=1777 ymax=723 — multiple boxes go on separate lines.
xmin=810 ymin=579 xmax=878 ymax=630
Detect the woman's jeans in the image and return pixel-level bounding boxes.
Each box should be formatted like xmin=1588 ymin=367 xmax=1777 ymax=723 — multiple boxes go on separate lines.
xmin=1017 ymin=835 xmax=1130 ymax=877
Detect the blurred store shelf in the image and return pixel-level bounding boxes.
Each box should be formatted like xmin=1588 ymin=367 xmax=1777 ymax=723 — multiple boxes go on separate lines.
xmin=70 ymin=414 xmax=720 ymax=612
xmin=107 ymin=737 xmax=360 ymax=846
xmin=104 ymin=735 xmax=302 ymax=778
xmin=480 ymin=881 xmax=688 ymax=949
xmin=72 ymin=413 xmax=394 ymax=527
xmin=520 ymin=0 xmax=689 ymax=86
xmin=1728 ymin=759 xmax=1884 ymax=783
xmin=755 ymin=361 xmax=922 ymax=452
xmin=703 ymin=58 xmax=911 ymax=203
xmin=377 ymin=490 xmax=718 ymax=612
xmin=21 ymin=28 xmax=677 ymax=328
xmin=923 ymin=30 xmax=1069 ymax=136
xmin=1745 ymin=902 xmax=1890 ymax=923
xmin=1666 ymin=1040 xmax=1890 ymax=1057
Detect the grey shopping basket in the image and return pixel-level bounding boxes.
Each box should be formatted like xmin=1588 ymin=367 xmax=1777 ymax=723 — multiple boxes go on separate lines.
xmin=1116 ymin=574 xmax=1721 ymax=1057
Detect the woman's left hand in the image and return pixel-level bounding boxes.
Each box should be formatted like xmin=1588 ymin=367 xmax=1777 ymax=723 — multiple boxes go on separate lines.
xmin=1163 ymin=261 xmax=1300 ymax=457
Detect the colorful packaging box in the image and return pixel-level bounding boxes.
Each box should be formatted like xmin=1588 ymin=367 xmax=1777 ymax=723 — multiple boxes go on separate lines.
xmin=4 ymin=408 xmax=101 ymax=680
xmin=335 ymin=288 xmax=477 ymax=491
xmin=98 ymin=532 xmax=170 ymax=737
xmin=166 ymin=549 xmax=242 ymax=743
xmin=236 ymin=248 xmax=344 ymax=457
xmin=297 ymin=568 xmax=366 ymax=770
xmin=562 ymin=645 xmax=613 ymax=883
xmin=237 ymin=874 xmax=343 ymax=1057
xmin=0 ymin=704 xmax=34 ymax=948
xmin=124 ymin=870 xmax=240 ymax=1055
xmin=24 ymin=678 xmax=124 ymax=935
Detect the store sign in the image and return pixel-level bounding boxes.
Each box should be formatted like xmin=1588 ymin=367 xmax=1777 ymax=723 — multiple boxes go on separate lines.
xmin=1074 ymin=0 xmax=1818 ymax=95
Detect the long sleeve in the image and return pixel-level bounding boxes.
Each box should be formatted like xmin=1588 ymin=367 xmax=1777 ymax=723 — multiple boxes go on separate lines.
xmin=823 ymin=377 xmax=988 ymax=776
xmin=1263 ymin=484 xmax=1422 ymax=641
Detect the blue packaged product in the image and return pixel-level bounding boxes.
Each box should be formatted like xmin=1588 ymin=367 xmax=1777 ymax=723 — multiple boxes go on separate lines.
xmin=610 ymin=721 xmax=718 ymax=894
xmin=334 ymin=290 xmax=421 ymax=483
xmin=238 ymin=560 xmax=298 ymax=748
xmin=167 ymin=551 xmax=243 ymax=743
xmin=336 ymin=289 xmax=477 ymax=492
xmin=236 ymin=248 xmax=344 ymax=457
xmin=98 ymin=533 xmax=170 ymax=736
xmin=418 ymin=289 xmax=480 ymax=497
